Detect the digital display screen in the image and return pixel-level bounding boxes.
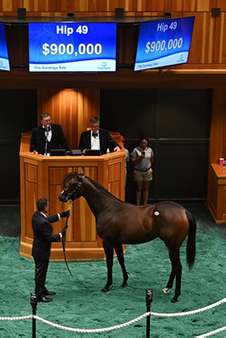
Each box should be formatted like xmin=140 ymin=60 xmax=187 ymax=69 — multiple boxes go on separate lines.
xmin=0 ymin=22 xmax=10 ymax=71
xmin=29 ymin=22 xmax=117 ymax=72
xmin=134 ymin=17 xmax=195 ymax=71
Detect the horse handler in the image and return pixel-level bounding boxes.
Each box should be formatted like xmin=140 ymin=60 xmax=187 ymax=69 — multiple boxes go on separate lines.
xmin=32 ymin=198 xmax=69 ymax=303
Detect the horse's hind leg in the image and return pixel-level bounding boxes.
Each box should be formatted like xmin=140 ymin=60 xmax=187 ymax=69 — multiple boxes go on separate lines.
xmin=114 ymin=243 xmax=128 ymax=287
xmin=101 ymin=240 xmax=114 ymax=292
xmin=164 ymin=248 xmax=182 ymax=303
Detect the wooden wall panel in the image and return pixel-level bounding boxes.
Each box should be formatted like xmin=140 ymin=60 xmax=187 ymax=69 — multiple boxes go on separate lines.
xmin=38 ymin=88 xmax=100 ymax=150
xmin=2 ymin=0 xmax=22 ymax=11
xmin=23 ymin=0 xmax=46 ymax=11
xmin=25 ymin=180 xmax=37 ymax=238
xmin=73 ymin=166 xmax=97 ymax=242
xmin=49 ymin=167 xmax=73 ymax=185
xmin=214 ymin=13 xmax=226 ymax=63
xmin=49 ymin=184 xmax=69 ymax=231
xmin=169 ymin=0 xmax=217 ymax=12
xmin=25 ymin=163 xmax=37 ymax=183
xmin=108 ymin=181 xmax=120 ymax=199
xmin=108 ymin=163 xmax=121 ymax=182
xmin=21 ymin=0 xmax=166 ymax=12
xmin=0 ymin=0 xmax=221 ymax=13
xmin=217 ymin=0 xmax=226 ymax=11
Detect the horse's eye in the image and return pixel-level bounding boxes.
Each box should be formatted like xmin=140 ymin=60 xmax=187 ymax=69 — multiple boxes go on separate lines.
xmin=71 ymin=179 xmax=76 ymax=185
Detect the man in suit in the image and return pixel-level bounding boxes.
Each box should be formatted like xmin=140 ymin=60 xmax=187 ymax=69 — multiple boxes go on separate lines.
xmin=79 ymin=116 xmax=121 ymax=154
xmin=30 ymin=113 xmax=68 ymax=155
xmin=32 ymin=198 xmax=69 ymax=303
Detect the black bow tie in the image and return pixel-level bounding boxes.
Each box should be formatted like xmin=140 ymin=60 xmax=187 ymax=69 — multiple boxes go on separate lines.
xmin=92 ymin=133 xmax=98 ymax=138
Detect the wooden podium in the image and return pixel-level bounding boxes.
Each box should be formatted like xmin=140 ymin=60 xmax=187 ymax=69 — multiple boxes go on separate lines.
xmin=20 ymin=133 xmax=125 ymax=260
xmin=208 ymin=163 xmax=226 ymax=223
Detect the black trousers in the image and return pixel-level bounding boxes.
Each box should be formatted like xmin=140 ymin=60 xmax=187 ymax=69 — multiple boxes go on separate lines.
xmin=34 ymin=258 xmax=49 ymax=299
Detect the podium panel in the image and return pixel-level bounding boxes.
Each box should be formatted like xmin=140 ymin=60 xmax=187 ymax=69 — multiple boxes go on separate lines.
xmin=208 ymin=163 xmax=226 ymax=223
xmin=20 ymin=133 xmax=125 ymax=260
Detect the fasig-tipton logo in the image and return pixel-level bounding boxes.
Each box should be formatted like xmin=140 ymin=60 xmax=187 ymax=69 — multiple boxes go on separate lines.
xmin=0 ymin=59 xmax=9 ymax=70
xmin=97 ymin=61 xmax=110 ymax=70
xmin=177 ymin=54 xmax=185 ymax=62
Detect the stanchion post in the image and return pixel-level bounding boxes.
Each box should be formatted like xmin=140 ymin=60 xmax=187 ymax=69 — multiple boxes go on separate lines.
xmin=146 ymin=289 xmax=153 ymax=338
xmin=30 ymin=293 xmax=37 ymax=338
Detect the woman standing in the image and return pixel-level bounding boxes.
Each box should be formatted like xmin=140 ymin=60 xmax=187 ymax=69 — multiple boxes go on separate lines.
xmin=131 ymin=136 xmax=154 ymax=205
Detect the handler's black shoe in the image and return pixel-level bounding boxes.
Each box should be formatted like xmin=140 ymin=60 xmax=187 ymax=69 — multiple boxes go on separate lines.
xmin=38 ymin=296 xmax=53 ymax=303
xmin=44 ymin=291 xmax=56 ymax=296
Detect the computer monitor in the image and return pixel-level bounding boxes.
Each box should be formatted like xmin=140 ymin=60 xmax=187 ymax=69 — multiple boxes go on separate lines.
xmin=66 ymin=149 xmax=82 ymax=156
xmin=28 ymin=22 xmax=117 ymax=72
xmin=50 ymin=149 xmax=66 ymax=156
xmin=85 ymin=149 xmax=102 ymax=156
xmin=0 ymin=22 xmax=10 ymax=71
xmin=134 ymin=16 xmax=195 ymax=71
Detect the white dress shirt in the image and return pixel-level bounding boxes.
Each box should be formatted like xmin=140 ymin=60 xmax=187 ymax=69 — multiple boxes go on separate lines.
xmin=42 ymin=125 xmax=52 ymax=142
xmin=42 ymin=125 xmax=52 ymax=156
xmin=90 ymin=130 xmax=100 ymax=150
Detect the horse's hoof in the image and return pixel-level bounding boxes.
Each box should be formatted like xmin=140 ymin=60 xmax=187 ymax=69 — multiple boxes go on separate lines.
xmin=162 ymin=288 xmax=170 ymax=294
xmin=101 ymin=287 xmax=109 ymax=292
xmin=121 ymin=282 xmax=127 ymax=288
xmin=171 ymin=297 xmax=178 ymax=303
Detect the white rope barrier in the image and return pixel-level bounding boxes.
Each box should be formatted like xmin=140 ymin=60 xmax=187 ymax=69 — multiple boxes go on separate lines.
xmin=196 ymin=326 xmax=226 ymax=337
xmin=150 ymin=298 xmax=226 ymax=317
xmin=0 ymin=315 xmax=32 ymax=321
xmin=31 ymin=298 xmax=226 ymax=333
xmin=0 ymin=298 xmax=225 ymax=334
xmin=33 ymin=312 xmax=150 ymax=333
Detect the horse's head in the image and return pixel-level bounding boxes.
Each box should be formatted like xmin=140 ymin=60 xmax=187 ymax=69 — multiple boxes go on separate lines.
xmin=58 ymin=169 xmax=85 ymax=203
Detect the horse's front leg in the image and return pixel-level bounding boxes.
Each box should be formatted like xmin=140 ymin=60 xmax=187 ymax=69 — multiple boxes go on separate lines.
xmin=101 ymin=240 xmax=114 ymax=292
xmin=115 ymin=242 xmax=128 ymax=287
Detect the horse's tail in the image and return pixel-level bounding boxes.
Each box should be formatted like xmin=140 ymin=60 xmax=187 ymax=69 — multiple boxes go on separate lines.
xmin=185 ymin=210 xmax=196 ymax=270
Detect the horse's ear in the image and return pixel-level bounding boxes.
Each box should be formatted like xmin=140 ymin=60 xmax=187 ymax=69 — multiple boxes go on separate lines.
xmin=80 ymin=167 xmax=85 ymax=176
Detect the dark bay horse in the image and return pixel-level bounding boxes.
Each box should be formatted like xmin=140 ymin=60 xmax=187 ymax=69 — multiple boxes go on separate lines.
xmin=59 ymin=170 xmax=196 ymax=303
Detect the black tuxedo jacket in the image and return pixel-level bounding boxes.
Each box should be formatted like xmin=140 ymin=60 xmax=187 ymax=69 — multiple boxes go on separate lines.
xmin=32 ymin=211 xmax=61 ymax=261
xmin=30 ymin=124 xmax=68 ymax=155
xmin=79 ymin=129 xmax=120 ymax=154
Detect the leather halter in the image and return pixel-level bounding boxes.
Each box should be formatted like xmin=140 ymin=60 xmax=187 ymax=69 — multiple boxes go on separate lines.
xmin=62 ymin=209 xmax=73 ymax=277
xmin=65 ymin=175 xmax=84 ymax=200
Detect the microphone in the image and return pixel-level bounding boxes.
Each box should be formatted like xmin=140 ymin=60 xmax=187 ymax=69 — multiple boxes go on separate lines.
xmin=44 ymin=125 xmax=50 ymax=156
xmin=43 ymin=125 xmax=51 ymax=132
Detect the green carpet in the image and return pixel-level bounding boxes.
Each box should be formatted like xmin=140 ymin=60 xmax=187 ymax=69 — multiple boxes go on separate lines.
xmin=0 ymin=205 xmax=225 ymax=337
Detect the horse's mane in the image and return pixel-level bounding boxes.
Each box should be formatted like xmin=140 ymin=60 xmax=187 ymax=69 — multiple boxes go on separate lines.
xmin=85 ymin=176 xmax=125 ymax=203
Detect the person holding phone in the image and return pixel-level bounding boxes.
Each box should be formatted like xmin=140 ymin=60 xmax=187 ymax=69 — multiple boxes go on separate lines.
xmin=131 ymin=136 xmax=154 ymax=206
